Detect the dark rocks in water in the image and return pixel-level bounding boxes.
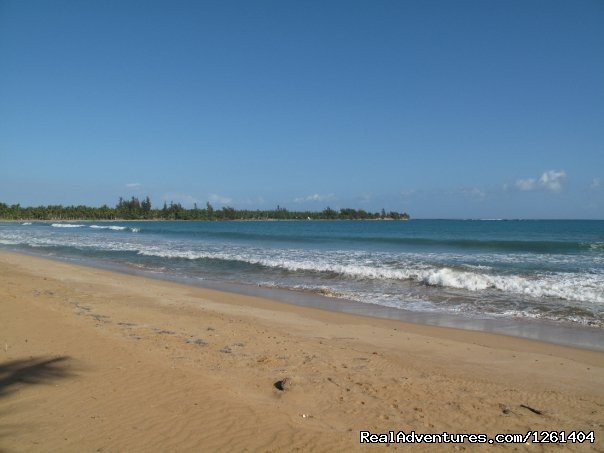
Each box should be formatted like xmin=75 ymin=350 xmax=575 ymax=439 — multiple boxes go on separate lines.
xmin=274 ymin=377 xmax=292 ymax=391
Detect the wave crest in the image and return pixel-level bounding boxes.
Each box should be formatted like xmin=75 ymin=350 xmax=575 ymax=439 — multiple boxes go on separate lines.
xmin=51 ymin=223 xmax=85 ymax=228
xmin=90 ymin=225 xmax=127 ymax=231
xmin=136 ymin=248 xmax=604 ymax=304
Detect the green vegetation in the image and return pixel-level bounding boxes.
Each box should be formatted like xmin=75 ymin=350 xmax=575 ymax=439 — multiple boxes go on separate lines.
xmin=0 ymin=197 xmax=410 ymax=221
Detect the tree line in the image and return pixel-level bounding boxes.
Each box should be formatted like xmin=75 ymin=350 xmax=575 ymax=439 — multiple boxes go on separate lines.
xmin=0 ymin=197 xmax=410 ymax=221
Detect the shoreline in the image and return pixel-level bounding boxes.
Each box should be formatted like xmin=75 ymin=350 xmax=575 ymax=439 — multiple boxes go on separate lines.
xmin=6 ymin=246 xmax=604 ymax=352
xmin=5 ymin=218 xmax=604 ymax=222
xmin=1 ymin=249 xmax=604 ymax=451
xmin=1 ymin=218 xmax=410 ymax=223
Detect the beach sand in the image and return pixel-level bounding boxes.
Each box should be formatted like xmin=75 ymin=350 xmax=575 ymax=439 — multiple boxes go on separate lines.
xmin=1 ymin=250 xmax=602 ymax=451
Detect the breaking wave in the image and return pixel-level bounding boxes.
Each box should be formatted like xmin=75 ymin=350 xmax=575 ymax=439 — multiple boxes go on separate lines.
xmin=48 ymin=223 xmax=139 ymax=232
xmin=2 ymin=219 xmax=603 ymax=327
xmin=51 ymin=223 xmax=85 ymax=228
xmin=90 ymin=225 xmax=128 ymax=231
xmin=135 ymin=247 xmax=604 ymax=304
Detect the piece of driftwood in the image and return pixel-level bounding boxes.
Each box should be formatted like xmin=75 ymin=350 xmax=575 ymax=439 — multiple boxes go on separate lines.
xmin=520 ymin=404 xmax=543 ymax=415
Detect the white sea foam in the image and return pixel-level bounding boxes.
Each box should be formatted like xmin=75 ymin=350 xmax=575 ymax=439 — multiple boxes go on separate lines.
xmin=2 ymin=225 xmax=604 ymax=308
xmin=495 ymin=309 xmax=602 ymax=327
xmin=90 ymin=225 xmax=128 ymax=231
xmin=51 ymin=223 xmax=85 ymax=228
xmin=47 ymin=223 xmax=138 ymax=232
xmin=0 ymin=231 xmax=142 ymax=253
xmin=21 ymin=222 xmax=32 ymax=225
xmin=497 ymin=310 xmax=544 ymax=320
xmin=136 ymin=247 xmax=604 ymax=304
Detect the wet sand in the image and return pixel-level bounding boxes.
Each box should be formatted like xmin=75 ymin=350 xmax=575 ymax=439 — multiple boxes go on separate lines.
xmin=1 ymin=250 xmax=603 ymax=451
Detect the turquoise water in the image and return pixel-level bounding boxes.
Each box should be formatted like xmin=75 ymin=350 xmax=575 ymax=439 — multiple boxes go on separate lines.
xmin=1 ymin=219 xmax=603 ymax=327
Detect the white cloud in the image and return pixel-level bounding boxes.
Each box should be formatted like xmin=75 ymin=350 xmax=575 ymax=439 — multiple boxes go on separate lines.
xmin=515 ymin=178 xmax=537 ymax=191
xmin=538 ymin=170 xmax=566 ymax=192
xmin=208 ymin=193 xmax=233 ymax=205
xmin=293 ymin=193 xmax=335 ymax=203
xmin=126 ymin=182 xmax=142 ymax=188
xmin=590 ymin=178 xmax=601 ymax=189
xmin=515 ymin=170 xmax=566 ymax=192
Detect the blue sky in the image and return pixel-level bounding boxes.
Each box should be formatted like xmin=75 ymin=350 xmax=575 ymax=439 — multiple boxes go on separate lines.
xmin=1 ymin=0 xmax=603 ymax=218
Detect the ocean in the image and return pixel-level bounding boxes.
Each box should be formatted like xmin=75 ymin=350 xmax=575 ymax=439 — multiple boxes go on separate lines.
xmin=1 ymin=219 xmax=603 ymax=335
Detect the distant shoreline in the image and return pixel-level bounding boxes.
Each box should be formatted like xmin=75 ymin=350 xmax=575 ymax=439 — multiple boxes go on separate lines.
xmin=0 ymin=199 xmax=409 ymax=221
xmin=5 ymin=218 xmax=604 ymax=222
xmin=0 ymin=217 xmax=409 ymax=222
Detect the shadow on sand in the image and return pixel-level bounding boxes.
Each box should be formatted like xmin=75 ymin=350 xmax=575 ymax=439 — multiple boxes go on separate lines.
xmin=0 ymin=356 xmax=76 ymax=442
xmin=0 ymin=356 xmax=74 ymax=399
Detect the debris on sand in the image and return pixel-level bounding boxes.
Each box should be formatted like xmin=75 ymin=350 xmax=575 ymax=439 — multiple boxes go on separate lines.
xmin=274 ymin=377 xmax=292 ymax=391
xmin=520 ymin=404 xmax=543 ymax=415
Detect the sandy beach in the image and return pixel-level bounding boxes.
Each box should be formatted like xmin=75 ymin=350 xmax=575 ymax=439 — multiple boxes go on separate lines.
xmin=1 ymin=250 xmax=602 ymax=451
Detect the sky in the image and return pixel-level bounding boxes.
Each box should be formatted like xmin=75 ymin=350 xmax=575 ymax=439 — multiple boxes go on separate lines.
xmin=1 ymin=0 xmax=603 ymax=218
